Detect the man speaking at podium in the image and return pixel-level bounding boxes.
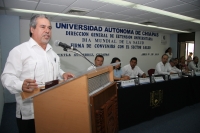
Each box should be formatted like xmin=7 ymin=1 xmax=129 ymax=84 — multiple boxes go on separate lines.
xmin=1 ymin=14 xmax=74 ymax=133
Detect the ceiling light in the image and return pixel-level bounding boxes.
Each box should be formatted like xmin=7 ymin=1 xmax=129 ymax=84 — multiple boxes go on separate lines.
xmin=94 ymin=0 xmax=200 ymax=24
xmin=103 ymin=18 xmax=189 ymax=33
xmin=0 ymin=7 xmax=190 ymax=33
xmin=96 ymin=0 xmax=134 ymax=7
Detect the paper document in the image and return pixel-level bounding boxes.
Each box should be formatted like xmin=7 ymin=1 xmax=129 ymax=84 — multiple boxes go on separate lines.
xmin=130 ymin=76 xmax=136 ymax=79
xmin=121 ymin=79 xmax=135 ymax=87
xmin=154 ymin=76 xmax=164 ymax=82
xmin=170 ymin=74 xmax=180 ymax=80
xmin=195 ymin=72 xmax=200 ymax=76
xmin=139 ymin=78 xmax=150 ymax=84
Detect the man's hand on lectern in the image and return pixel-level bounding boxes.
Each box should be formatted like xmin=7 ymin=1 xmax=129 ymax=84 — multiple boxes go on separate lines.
xmin=63 ymin=72 xmax=75 ymax=80
xmin=22 ymin=79 xmax=38 ymax=93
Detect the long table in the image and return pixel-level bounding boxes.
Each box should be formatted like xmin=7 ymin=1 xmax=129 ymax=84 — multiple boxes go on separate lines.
xmin=118 ymin=76 xmax=200 ymax=130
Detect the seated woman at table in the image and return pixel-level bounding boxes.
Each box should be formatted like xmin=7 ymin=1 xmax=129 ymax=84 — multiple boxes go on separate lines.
xmin=179 ymin=56 xmax=188 ymax=72
xmin=111 ymin=57 xmax=130 ymax=81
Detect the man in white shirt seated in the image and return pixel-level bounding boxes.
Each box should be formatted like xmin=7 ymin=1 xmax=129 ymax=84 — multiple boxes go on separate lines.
xmin=188 ymin=56 xmax=199 ymax=71
xmin=87 ymin=55 xmax=104 ymax=71
xmin=122 ymin=57 xmax=146 ymax=78
xmin=154 ymin=54 xmax=172 ymax=75
xmin=167 ymin=58 xmax=181 ymax=73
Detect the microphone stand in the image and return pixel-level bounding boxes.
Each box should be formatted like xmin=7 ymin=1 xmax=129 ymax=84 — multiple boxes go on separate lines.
xmin=63 ymin=48 xmax=96 ymax=68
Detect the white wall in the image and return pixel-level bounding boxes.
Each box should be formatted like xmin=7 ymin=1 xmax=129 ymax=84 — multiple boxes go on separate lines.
xmin=0 ymin=38 xmax=3 ymax=125
xmin=170 ymin=34 xmax=178 ymax=58
xmin=195 ymin=31 xmax=200 ymax=58
xmin=0 ymin=15 xmax=20 ymax=125
xmin=0 ymin=15 xmax=20 ymax=104
xmin=20 ymin=19 xmax=170 ymax=76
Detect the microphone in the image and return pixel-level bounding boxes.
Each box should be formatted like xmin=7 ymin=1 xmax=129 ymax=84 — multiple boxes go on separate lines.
xmin=54 ymin=40 xmax=95 ymax=67
xmin=54 ymin=40 xmax=77 ymax=50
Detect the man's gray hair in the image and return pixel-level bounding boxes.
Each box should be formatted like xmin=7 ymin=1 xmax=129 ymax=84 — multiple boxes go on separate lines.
xmin=29 ymin=14 xmax=50 ymax=37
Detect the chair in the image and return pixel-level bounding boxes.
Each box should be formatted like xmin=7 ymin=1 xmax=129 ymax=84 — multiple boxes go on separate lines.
xmin=148 ymin=69 xmax=155 ymax=76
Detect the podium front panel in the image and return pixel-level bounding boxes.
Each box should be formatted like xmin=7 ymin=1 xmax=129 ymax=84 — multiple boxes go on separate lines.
xmin=31 ymin=65 xmax=117 ymax=133
xmin=33 ymin=76 xmax=92 ymax=133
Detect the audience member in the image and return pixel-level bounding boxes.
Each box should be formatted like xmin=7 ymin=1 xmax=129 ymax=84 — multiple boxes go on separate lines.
xmin=87 ymin=55 xmax=104 ymax=71
xmin=165 ymin=47 xmax=173 ymax=62
xmin=188 ymin=56 xmax=199 ymax=71
xmin=167 ymin=58 xmax=181 ymax=73
xmin=122 ymin=57 xmax=146 ymax=78
xmin=187 ymin=52 xmax=193 ymax=65
xmin=174 ymin=58 xmax=180 ymax=68
xmin=179 ymin=56 xmax=188 ymax=72
xmin=111 ymin=57 xmax=130 ymax=81
xmin=154 ymin=54 xmax=171 ymax=75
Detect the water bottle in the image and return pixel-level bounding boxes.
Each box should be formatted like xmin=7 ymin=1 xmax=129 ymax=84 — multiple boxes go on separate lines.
xmin=138 ymin=76 xmax=140 ymax=85
xmin=135 ymin=76 xmax=139 ymax=85
xmin=191 ymin=70 xmax=194 ymax=77
xmin=151 ymin=74 xmax=155 ymax=83
xmin=165 ymin=74 xmax=168 ymax=81
xmin=179 ymin=70 xmax=182 ymax=77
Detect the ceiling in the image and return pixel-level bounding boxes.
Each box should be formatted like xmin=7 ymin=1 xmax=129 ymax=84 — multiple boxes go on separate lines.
xmin=0 ymin=0 xmax=200 ymax=34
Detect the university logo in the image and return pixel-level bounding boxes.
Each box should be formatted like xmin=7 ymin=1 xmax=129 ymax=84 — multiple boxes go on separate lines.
xmin=150 ymin=90 xmax=163 ymax=108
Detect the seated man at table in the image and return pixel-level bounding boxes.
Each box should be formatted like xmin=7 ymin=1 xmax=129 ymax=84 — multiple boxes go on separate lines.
xmin=122 ymin=57 xmax=146 ymax=78
xmin=188 ymin=56 xmax=199 ymax=71
xmin=154 ymin=54 xmax=172 ymax=75
xmin=174 ymin=58 xmax=179 ymax=68
xmin=87 ymin=55 xmax=104 ymax=71
xmin=167 ymin=58 xmax=181 ymax=73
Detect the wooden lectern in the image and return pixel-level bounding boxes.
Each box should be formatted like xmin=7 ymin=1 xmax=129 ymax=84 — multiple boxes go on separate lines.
xmin=21 ymin=64 xmax=118 ymax=133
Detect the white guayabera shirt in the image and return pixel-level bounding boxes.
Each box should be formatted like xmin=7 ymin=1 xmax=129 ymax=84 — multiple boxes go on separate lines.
xmin=1 ymin=38 xmax=65 ymax=119
xmin=122 ymin=64 xmax=144 ymax=78
xmin=154 ymin=61 xmax=170 ymax=75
